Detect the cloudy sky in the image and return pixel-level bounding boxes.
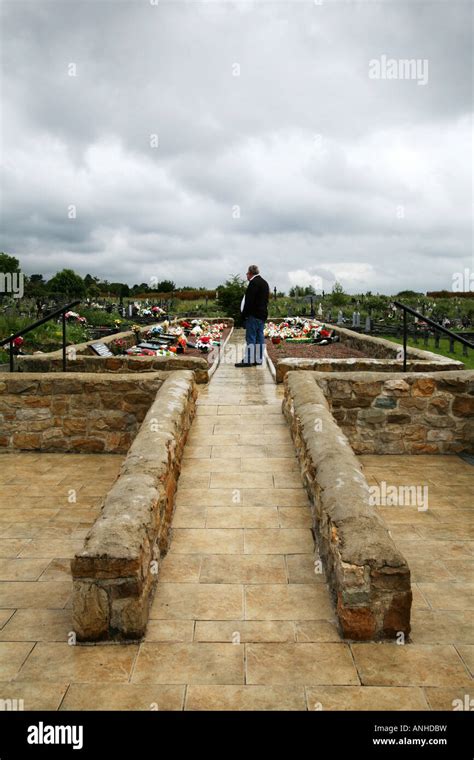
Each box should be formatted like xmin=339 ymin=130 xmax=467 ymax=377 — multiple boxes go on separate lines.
xmin=1 ymin=0 xmax=472 ymax=294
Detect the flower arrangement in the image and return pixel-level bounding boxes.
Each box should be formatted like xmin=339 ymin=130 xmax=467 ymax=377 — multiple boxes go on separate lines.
xmin=65 ymin=311 xmax=87 ymax=324
xmin=265 ymin=319 xmax=338 ymax=345
xmin=111 ymin=338 xmax=127 ymax=355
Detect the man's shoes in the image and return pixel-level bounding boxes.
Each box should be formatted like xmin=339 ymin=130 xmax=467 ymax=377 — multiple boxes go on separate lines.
xmin=234 ymin=362 xmax=253 ymax=367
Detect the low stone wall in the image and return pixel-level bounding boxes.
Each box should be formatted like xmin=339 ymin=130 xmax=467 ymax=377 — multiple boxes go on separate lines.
xmin=272 ymin=356 xmax=464 ymax=384
xmin=314 ymin=370 xmax=474 ymax=455
xmin=71 ymin=371 xmax=197 ymax=641
xmin=266 ymin=322 xmax=464 ymax=383
xmin=16 ymin=319 xmax=234 ymax=383
xmin=0 ymin=373 xmax=166 ymax=453
xmin=17 ymin=354 xmax=210 ymax=384
xmin=282 ymin=372 xmax=412 ymax=641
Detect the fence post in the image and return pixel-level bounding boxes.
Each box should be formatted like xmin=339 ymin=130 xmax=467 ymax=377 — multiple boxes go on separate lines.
xmin=62 ymin=312 xmax=67 ymax=371
xmin=403 ymin=309 xmax=407 ymax=372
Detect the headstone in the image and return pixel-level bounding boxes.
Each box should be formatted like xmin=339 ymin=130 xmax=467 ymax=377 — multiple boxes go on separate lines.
xmin=352 ymin=311 xmax=360 ymax=328
xmin=318 ymin=302 xmax=323 ymax=317
xmin=89 ymin=342 xmax=114 ymax=358
xmin=364 ymin=316 xmax=372 ymax=333
xmin=337 ymin=310 xmax=344 ymax=325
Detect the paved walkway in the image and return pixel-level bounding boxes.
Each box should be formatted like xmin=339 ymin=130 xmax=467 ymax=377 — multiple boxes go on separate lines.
xmin=0 ymin=330 xmax=472 ymax=710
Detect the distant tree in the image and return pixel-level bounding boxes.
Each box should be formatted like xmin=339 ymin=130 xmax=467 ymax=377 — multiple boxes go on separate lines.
xmin=331 ymin=281 xmax=346 ymax=306
xmin=47 ymin=269 xmax=86 ymax=299
xmin=83 ymin=273 xmax=100 ymax=290
xmin=25 ymin=274 xmax=46 ymax=298
xmin=87 ymin=283 xmax=101 ymax=298
xmin=289 ymin=284 xmax=316 ymax=298
xmin=217 ymin=275 xmax=246 ymax=324
xmin=396 ymin=290 xmax=424 ymax=299
xmin=0 ymin=253 xmax=20 ymax=273
xmin=155 ymin=280 xmax=175 ymax=293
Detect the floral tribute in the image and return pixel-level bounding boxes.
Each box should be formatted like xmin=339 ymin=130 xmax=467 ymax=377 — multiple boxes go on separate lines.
xmin=118 ymin=319 xmax=229 ymax=358
xmin=264 ymin=318 xmax=340 ymax=345
xmin=64 ymin=311 xmax=87 ymax=325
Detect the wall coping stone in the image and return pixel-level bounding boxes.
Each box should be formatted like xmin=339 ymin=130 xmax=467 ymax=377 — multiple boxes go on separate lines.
xmin=283 ymin=370 xmax=412 ymax=641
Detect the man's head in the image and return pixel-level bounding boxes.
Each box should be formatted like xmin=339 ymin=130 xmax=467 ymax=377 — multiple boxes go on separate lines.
xmin=246 ymin=264 xmax=259 ymax=281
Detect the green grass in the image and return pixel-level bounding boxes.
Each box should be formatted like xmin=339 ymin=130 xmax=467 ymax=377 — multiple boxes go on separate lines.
xmin=380 ymin=334 xmax=474 ymax=370
xmin=0 ymin=316 xmax=87 ymax=363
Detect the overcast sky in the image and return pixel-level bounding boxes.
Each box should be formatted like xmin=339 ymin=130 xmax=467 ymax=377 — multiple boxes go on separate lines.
xmin=1 ymin=0 xmax=472 ymax=294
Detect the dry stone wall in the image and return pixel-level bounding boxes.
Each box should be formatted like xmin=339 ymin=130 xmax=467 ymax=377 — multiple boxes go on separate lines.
xmin=71 ymin=370 xmax=197 ymax=641
xmin=0 ymin=373 xmax=166 ymax=453
xmin=283 ymin=372 xmax=412 ymax=641
xmin=315 ymin=371 xmax=474 ymax=455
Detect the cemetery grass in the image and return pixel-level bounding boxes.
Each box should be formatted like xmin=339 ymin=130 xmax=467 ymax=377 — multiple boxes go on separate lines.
xmin=380 ymin=334 xmax=474 ymax=370
xmin=0 ymin=315 xmax=87 ymax=363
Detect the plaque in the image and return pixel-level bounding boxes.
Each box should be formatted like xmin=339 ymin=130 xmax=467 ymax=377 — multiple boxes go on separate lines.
xmin=89 ymin=342 xmax=114 ymax=358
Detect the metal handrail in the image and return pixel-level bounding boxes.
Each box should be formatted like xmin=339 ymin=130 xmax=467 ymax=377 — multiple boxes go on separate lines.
xmin=0 ymin=300 xmax=81 ymax=372
xmin=393 ymin=300 xmax=473 ymax=371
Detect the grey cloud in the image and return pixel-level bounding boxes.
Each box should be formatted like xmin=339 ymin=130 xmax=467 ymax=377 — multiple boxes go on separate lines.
xmin=0 ymin=0 xmax=472 ymax=293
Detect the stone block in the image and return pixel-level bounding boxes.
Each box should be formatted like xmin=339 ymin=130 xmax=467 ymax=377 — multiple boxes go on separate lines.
xmin=374 ymin=396 xmax=397 ymax=409
xmin=72 ymin=581 xmax=109 ymax=641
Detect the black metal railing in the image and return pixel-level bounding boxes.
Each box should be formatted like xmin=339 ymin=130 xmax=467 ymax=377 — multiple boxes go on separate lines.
xmin=0 ymin=300 xmax=81 ymax=372
xmin=393 ymin=300 xmax=474 ymax=371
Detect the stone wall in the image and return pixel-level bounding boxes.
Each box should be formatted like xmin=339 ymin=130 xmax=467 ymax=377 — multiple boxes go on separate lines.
xmin=272 ymin=356 xmax=464 ymax=384
xmin=282 ymin=371 xmax=412 ymax=641
xmin=71 ymin=371 xmax=197 ymax=641
xmin=16 ymin=318 xmax=234 ymax=383
xmin=17 ymin=317 xmax=234 ymax=359
xmin=314 ymin=371 xmax=474 ymax=455
xmin=266 ymin=321 xmax=464 ymax=383
xmin=17 ymin=354 xmax=210 ymax=384
xmin=0 ymin=373 xmax=166 ymax=453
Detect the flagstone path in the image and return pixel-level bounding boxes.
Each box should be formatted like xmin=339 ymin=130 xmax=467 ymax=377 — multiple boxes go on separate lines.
xmin=0 ymin=330 xmax=472 ymax=710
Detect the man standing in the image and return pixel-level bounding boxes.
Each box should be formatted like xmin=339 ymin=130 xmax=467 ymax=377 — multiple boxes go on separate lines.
xmin=235 ymin=264 xmax=270 ymax=367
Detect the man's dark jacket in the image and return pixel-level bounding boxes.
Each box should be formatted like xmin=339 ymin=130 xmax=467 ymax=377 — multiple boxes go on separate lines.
xmin=242 ymin=275 xmax=270 ymax=321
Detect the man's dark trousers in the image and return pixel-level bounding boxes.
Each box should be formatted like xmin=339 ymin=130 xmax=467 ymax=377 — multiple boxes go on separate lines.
xmin=244 ymin=315 xmax=265 ymax=365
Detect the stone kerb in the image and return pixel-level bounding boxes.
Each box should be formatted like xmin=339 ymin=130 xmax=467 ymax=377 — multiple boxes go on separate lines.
xmin=282 ymin=371 xmax=412 ymax=641
xmin=71 ymin=370 xmax=197 ymax=642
